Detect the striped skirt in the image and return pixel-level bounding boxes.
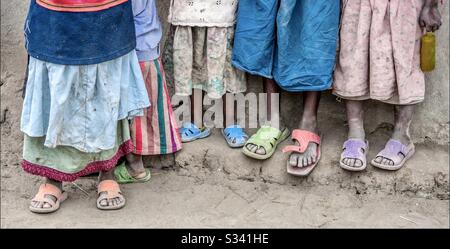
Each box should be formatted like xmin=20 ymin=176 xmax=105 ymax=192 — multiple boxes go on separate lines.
xmin=131 ymin=59 xmax=182 ymax=155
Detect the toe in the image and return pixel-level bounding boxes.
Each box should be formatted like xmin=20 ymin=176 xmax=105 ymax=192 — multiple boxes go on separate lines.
xmin=256 ymin=147 xmax=266 ymax=155
xmin=301 ymin=157 xmax=308 ymax=168
xmin=289 ymin=154 xmax=299 ymax=167
xmin=42 ymin=202 xmax=51 ymax=209
xmin=374 ymin=156 xmax=383 ymax=163
xmin=99 ymin=199 xmax=108 ymax=207
xmin=354 ymin=159 xmax=363 ymax=167
xmin=306 ymin=157 xmax=312 ymax=166
xmin=108 ymin=199 xmax=114 ymax=207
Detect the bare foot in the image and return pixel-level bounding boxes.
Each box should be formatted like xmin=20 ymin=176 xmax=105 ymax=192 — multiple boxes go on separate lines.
xmin=288 ymin=120 xmax=319 ymax=168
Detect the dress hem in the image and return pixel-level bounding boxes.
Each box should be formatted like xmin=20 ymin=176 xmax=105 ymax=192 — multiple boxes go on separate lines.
xmin=22 ymin=140 xmax=134 ymax=182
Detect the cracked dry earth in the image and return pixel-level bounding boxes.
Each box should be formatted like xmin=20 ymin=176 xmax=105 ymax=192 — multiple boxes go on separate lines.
xmin=1 ymin=127 xmax=449 ymax=228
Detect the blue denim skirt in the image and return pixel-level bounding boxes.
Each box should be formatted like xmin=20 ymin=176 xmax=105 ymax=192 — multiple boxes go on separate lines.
xmin=25 ymin=0 xmax=136 ymax=65
xmin=232 ymin=0 xmax=340 ymax=92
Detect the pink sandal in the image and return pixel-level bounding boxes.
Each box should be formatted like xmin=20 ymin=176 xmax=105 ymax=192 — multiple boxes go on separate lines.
xmin=282 ymin=129 xmax=322 ymax=176
xmin=97 ymin=180 xmax=126 ymax=210
xmin=29 ymin=183 xmax=67 ymax=214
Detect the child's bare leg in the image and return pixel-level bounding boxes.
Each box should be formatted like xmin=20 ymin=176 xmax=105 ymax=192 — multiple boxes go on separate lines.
xmin=30 ymin=178 xmax=62 ymax=209
xmin=342 ymin=100 xmax=366 ymax=167
xmin=223 ymin=93 xmax=236 ymax=128
xmin=98 ymin=169 xmax=124 ymax=208
xmin=125 ymin=153 xmax=147 ymax=179
xmin=264 ymin=78 xmax=284 ymax=130
xmin=245 ymin=78 xmax=284 ymax=155
xmin=289 ymin=91 xmax=320 ymax=168
xmin=374 ymin=105 xmax=415 ymax=166
xmin=191 ymin=89 xmax=204 ymax=128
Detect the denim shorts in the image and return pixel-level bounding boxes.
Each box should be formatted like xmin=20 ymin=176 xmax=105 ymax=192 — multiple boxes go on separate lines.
xmin=232 ymin=0 xmax=340 ymax=92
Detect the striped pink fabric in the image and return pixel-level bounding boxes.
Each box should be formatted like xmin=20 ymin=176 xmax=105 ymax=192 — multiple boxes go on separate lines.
xmin=131 ymin=59 xmax=182 ymax=155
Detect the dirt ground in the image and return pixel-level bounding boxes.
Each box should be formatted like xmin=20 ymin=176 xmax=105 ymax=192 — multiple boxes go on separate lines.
xmin=1 ymin=0 xmax=449 ymax=228
xmin=1 ymin=129 xmax=449 ymax=228
xmin=1 ymin=166 xmax=448 ymax=228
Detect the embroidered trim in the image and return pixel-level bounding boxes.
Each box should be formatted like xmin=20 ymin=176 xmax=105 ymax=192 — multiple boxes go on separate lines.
xmin=22 ymin=140 xmax=133 ymax=182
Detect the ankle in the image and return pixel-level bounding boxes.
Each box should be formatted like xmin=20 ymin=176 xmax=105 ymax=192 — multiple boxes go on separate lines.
xmin=126 ymin=158 xmax=145 ymax=176
xmin=299 ymin=118 xmax=318 ymax=132
xmin=45 ymin=178 xmax=63 ymax=190
xmin=348 ymin=131 xmax=365 ymax=140
xmin=347 ymin=120 xmax=365 ymax=140
xmin=392 ymin=130 xmax=411 ymax=144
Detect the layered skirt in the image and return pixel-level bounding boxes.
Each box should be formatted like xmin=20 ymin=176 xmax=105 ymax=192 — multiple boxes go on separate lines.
xmin=21 ymin=50 xmax=150 ymax=181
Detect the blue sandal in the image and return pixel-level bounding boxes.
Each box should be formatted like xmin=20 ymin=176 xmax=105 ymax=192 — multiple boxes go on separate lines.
xmin=221 ymin=125 xmax=248 ymax=148
xmin=179 ymin=122 xmax=211 ymax=143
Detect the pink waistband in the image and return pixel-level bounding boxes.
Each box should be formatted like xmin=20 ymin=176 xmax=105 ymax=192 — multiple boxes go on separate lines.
xmin=36 ymin=0 xmax=128 ymax=12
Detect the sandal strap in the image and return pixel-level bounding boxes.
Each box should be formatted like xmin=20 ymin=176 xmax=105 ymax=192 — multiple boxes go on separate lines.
xmin=114 ymin=162 xmax=134 ymax=182
xmin=180 ymin=122 xmax=202 ymax=136
xmin=282 ymin=129 xmax=321 ymax=154
xmin=32 ymin=183 xmax=62 ymax=206
xmin=224 ymin=125 xmax=248 ymax=138
xmin=377 ymin=139 xmax=413 ymax=163
xmin=342 ymin=139 xmax=367 ymax=158
xmin=98 ymin=180 xmax=122 ymax=198
xmin=246 ymin=126 xmax=282 ymax=150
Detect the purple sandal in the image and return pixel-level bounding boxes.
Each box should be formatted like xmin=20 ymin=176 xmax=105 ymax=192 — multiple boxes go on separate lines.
xmin=340 ymin=139 xmax=369 ymax=171
xmin=371 ymin=139 xmax=415 ymax=171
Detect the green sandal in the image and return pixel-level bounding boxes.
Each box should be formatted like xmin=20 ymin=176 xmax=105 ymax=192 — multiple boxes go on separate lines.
xmin=242 ymin=126 xmax=290 ymax=160
xmin=114 ymin=162 xmax=151 ymax=184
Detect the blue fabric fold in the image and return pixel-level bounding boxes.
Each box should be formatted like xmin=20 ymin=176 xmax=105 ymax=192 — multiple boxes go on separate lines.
xmin=232 ymin=0 xmax=340 ymax=92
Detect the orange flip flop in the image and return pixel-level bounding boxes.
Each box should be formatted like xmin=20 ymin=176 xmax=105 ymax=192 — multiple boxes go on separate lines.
xmin=29 ymin=183 xmax=68 ymax=214
xmin=97 ymin=180 xmax=126 ymax=210
xmin=283 ymin=129 xmax=322 ymax=176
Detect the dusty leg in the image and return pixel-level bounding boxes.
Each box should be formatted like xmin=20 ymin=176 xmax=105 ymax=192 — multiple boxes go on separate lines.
xmin=341 ymin=100 xmax=366 ymax=168
xmin=125 ymin=153 xmax=147 ymax=179
xmin=374 ymin=105 xmax=415 ymax=166
xmin=289 ymin=91 xmax=321 ymax=168
xmin=223 ymin=93 xmax=236 ymax=128
xmin=191 ymin=89 xmax=204 ymax=128
xmin=30 ymin=178 xmax=63 ymax=209
xmin=245 ymin=78 xmax=283 ymax=155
